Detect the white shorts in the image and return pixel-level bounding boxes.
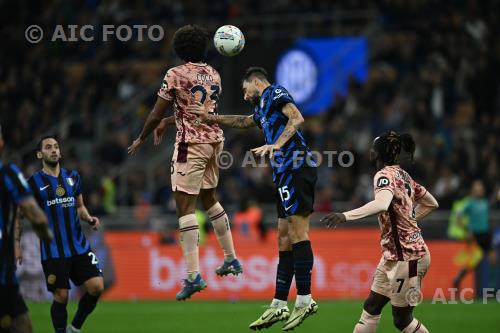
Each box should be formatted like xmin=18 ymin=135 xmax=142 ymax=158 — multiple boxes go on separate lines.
xmin=371 ymin=252 xmax=430 ymax=307
xmin=171 ymin=141 xmax=223 ymax=195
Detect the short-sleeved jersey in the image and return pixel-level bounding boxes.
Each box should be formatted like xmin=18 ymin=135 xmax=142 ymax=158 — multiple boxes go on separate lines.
xmin=0 ymin=163 xmax=32 ymax=286
xmin=157 ymin=62 xmax=224 ymax=144
xmin=252 ymin=84 xmax=316 ymax=179
xmin=373 ymin=165 xmax=428 ymax=261
xmin=29 ymin=169 xmax=90 ymax=261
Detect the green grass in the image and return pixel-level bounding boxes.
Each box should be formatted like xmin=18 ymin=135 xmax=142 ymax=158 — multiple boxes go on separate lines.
xmin=28 ymin=300 xmax=500 ymax=332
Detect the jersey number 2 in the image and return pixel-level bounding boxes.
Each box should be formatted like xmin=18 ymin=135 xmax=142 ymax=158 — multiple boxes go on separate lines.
xmin=88 ymin=252 xmax=99 ymax=265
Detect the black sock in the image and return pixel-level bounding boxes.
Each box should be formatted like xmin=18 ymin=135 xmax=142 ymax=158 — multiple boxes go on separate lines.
xmin=72 ymin=292 xmax=100 ymax=329
xmin=274 ymin=251 xmax=294 ymax=301
xmin=51 ymin=301 xmax=67 ymax=333
xmin=292 ymin=240 xmax=314 ymax=295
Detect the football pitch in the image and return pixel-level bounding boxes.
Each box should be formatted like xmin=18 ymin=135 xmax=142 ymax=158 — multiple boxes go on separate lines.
xmin=28 ymin=300 xmax=500 ymax=332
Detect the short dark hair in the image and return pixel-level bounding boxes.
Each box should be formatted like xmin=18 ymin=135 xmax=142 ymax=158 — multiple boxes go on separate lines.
xmin=172 ymin=25 xmax=209 ymax=63
xmin=36 ymin=135 xmax=59 ymax=152
xmin=242 ymin=67 xmax=268 ymax=83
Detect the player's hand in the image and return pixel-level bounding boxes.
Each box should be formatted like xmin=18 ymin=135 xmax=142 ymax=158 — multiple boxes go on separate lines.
xmin=88 ymin=216 xmax=100 ymax=231
xmin=154 ymin=119 xmax=168 ymax=146
xmin=127 ymin=137 xmax=145 ymax=155
xmin=321 ymin=212 xmax=346 ymax=229
xmin=186 ymin=102 xmax=209 ymax=122
xmin=14 ymin=243 xmax=22 ymax=265
xmin=251 ymin=144 xmax=280 ymax=157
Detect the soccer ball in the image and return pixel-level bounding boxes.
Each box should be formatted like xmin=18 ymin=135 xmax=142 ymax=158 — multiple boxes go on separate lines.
xmin=214 ymin=25 xmax=245 ymax=56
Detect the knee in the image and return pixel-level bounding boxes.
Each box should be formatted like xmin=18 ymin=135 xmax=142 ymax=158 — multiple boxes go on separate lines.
xmin=53 ymin=289 xmax=69 ymax=304
xmin=200 ymin=190 xmax=217 ymax=211
xmin=393 ymin=312 xmax=412 ymax=331
xmin=87 ymin=279 xmax=104 ymax=297
xmin=363 ymin=298 xmax=382 ymax=316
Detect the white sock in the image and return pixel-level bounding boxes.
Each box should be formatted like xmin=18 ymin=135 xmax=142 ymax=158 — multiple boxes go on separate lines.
xmin=402 ymin=319 xmax=429 ymax=333
xmin=179 ymin=214 xmax=200 ymax=279
xmin=295 ymin=294 xmax=311 ymax=307
xmin=207 ymin=202 xmax=236 ymax=261
xmin=353 ymin=310 xmax=381 ymax=333
xmin=271 ymin=298 xmax=288 ymax=308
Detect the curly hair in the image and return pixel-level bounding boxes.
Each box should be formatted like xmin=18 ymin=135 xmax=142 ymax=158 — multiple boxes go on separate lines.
xmin=172 ymin=25 xmax=209 ymax=63
xmin=373 ymin=131 xmax=415 ymax=165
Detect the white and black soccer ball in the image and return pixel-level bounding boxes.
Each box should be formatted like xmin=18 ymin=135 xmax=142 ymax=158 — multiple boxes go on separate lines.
xmin=213 ymin=25 xmax=245 ymax=57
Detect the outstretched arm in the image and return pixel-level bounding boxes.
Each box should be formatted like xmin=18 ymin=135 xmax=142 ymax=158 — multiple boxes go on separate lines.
xmin=322 ymin=190 xmax=394 ymax=228
xmin=187 ymin=102 xmax=257 ymax=129
xmin=205 ymin=114 xmax=257 ymax=128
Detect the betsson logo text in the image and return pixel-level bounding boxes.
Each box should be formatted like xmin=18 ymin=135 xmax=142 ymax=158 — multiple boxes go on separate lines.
xmin=149 ymin=247 xmax=376 ymax=294
xmin=46 ymin=197 xmax=75 ymax=207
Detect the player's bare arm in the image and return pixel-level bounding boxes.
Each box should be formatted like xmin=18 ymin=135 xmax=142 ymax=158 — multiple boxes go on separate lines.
xmin=14 ymin=208 xmax=24 ymax=264
xmin=321 ymin=190 xmax=394 ymax=228
xmin=414 ymin=191 xmax=439 ymax=221
xmin=252 ymin=102 xmax=304 ymax=157
xmin=76 ymin=194 xmax=100 ymax=231
xmin=187 ymin=102 xmax=257 ymax=128
xmin=128 ymin=96 xmax=172 ymax=154
xmin=153 ymin=116 xmax=176 ymax=146
xmin=17 ymin=197 xmax=52 ymax=241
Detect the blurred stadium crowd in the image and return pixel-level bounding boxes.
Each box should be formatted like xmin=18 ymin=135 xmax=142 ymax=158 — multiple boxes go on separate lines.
xmin=1 ymin=0 xmax=499 ymax=217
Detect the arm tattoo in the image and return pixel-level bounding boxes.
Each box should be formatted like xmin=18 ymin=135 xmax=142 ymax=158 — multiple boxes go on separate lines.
xmin=207 ymin=115 xmax=257 ymax=129
xmin=274 ymin=103 xmax=304 ymax=148
xmin=14 ymin=210 xmax=23 ymax=242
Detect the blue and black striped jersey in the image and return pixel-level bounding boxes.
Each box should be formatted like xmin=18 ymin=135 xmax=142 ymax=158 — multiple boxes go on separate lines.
xmin=0 ymin=162 xmax=32 ymax=286
xmin=252 ymin=84 xmax=316 ymax=179
xmin=28 ymin=168 xmax=89 ymax=261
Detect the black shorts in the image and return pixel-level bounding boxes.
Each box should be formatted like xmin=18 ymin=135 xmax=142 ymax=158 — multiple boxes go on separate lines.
xmin=41 ymin=250 xmax=102 ymax=292
xmin=0 ymin=285 xmax=28 ymax=321
xmin=275 ymin=167 xmax=317 ymax=218
xmin=473 ymin=232 xmax=492 ymax=252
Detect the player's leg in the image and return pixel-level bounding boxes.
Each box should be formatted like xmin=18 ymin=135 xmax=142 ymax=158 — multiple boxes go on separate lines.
xmin=51 ymin=289 xmax=69 ymax=333
xmin=200 ymin=188 xmax=241 ymax=276
xmin=392 ymin=306 xmax=429 ymax=332
xmin=391 ymin=254 xmax=431 ymax=332
xmin=171 ymin=142 xmax=208 ymax=300
xmin=200 ymin=141 xmax=241 ymax=276
xmin=175 ymin=191 xmax=200 ymax=278
xmin=9 ymin=313 xmax=33 ymax=333
xmin=69 ymin=276 xmax=104 ymax=333
xmin=282 ymin=213 xmax=318 ymax=331
xmin=353 ymin=291 xmax=389 ymax=333
xmin=249 ymin=218 xmax=292 ymax=330
xmin=0 ymin=286 xmax=32 ymax=333
xmin=42 ymin=259 xmax=71 ymax=333
xmin=354 ymin=257 xmax=392 ymax=332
